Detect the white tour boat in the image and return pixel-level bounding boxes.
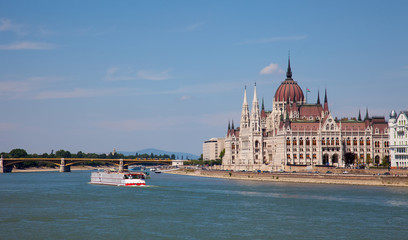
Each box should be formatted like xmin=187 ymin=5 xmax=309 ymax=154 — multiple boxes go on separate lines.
xmin=90 ymin=169 xmax=147 ymax=186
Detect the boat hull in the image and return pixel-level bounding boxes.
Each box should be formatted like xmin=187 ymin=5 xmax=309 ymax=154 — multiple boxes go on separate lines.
xmin=90 ymin=171 xmax=146 ymax=186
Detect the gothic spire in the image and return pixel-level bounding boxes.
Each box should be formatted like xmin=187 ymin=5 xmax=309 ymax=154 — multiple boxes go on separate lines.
xmin=240 ymin=86 xmax=249 ymax=129
xmin=286 ymin=55 xmax=292 ymax=79
xmin=261 ymin=97 xmax=265 ymax=111
xmin=365 ymin=108 xmax=369 ymax=120
xmin=358 ymin=110 xmax=362 ymax=121
xmin=228 ymin=121 xmax=231 ymax=130
xmin=324 ymin=88 xmax=328 ymax=104
xmin=317 ymin=90 xmax=320 ymax=105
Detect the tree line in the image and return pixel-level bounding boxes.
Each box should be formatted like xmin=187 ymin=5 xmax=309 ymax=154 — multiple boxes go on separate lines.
xmin=1 ymin=148 xmax=178 ymax=169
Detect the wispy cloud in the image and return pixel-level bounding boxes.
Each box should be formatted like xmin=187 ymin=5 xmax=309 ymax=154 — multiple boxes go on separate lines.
xmin=0 ymin=18 xmax=25 ymax=35
xmin=169 ymin=21 xmax=206 ymax=32
xmin=238 ymin=35 xmax=307 ymax=45
xmin=33 ymin=88 xmax=128 ymax=100
xmin=0 ymin=41 xmax=56 ymax=50
xmin=180 ymin=95 xmax=192 ymax=101
xmin=0 ymin=122 xmax=18 ymax=131
xmin=105 ymin=67 xmax=172 ymax=81
xmin=260 ymin=63 xmax=285 ymax=75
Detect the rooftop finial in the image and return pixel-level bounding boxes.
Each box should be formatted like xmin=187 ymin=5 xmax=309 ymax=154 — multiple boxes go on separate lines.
xmin=286 ymin=52 xmax=292 ymax=79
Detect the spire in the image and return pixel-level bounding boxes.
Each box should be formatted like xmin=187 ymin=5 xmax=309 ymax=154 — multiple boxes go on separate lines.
xmin=228 ymin=121 xmax=231 ymax=130
xmin=240 ymin=86 xmax=250 ymax=129
xmin=358 ymin=110 xmax=362 ymax=121
xmin=232 ymin=120 xmax=234 ymax=129
xmin=261 ymin=97 xmax=265 ymax=111
xmin=251 ymin=83 xmax=260 ymax=132
xmin=323 ymin=88 xmax=329 ymax=113
xmin=317 ymin=90 xmax=320 ymax=105
xmin=365 ymin=108 xmax=369 ymax=120
xmin=286 ymin=54 xmax=292 ymax=79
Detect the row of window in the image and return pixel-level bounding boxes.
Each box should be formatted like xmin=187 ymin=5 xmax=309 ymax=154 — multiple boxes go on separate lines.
xmin=287 ymin=153 xmax=317 ymax=160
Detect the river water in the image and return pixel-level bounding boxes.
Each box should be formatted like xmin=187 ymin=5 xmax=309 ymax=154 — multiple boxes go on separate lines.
xmin=0 ymin=171 xmax=407 ymax=240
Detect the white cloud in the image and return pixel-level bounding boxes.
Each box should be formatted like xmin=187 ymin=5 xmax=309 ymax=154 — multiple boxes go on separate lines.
xmin=0 ymin=18 xmax=25 ymax=34
xmin=105 ymin=67 xmax=172 ymax=81
xmin=0 ymin=41 xmax=56 ymax=50
xmin=238 ymin=35 xmax=307 ymax=45
xmin=34 ymin=88 xmax=128 ymax=100
xmin=260 ymin=63 xmax=285 ymax=75
xmin=180 ymin=95 xmax=192 ymax=101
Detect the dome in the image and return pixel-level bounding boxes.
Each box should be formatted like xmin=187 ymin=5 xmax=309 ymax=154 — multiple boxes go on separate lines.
xmin=274 ymin=58 xmax=304 ymax=102
xmin=274 ymin=79 xmax=304 ymax=102
xmin=390 ymin=110 xmax=397 ymax=119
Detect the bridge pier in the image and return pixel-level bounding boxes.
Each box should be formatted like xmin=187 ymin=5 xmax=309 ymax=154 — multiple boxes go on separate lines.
xmin=119 ymin=159 xmax=124 ymax=173
xmin=0 ymin=154 xmax=12 ymax=173
xmin=59 ymin=158 xmax=71 ymax=172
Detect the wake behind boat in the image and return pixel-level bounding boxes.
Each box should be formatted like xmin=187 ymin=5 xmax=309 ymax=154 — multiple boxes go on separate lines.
xmin=90 ymin=169 xmax=147 ymax=186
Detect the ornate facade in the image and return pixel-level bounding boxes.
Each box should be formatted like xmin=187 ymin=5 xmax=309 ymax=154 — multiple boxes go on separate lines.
xmin=389 ymin=110 xmax=408 ymax=168
xmin=221 ymin=59 xmax=389 ymax=171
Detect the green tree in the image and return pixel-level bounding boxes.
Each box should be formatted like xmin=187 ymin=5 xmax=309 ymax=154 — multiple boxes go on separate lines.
xmin=9 ymin=148 xmax=28 ymax=158
xmin=56 ymin=149 xmax=71 ymax=158
xmin=219 ymin=148 xmax=225 ymax=160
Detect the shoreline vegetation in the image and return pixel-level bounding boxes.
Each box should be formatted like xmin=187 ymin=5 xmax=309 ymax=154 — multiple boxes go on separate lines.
xmin=167 ymin=169 xmax=408 ymax=187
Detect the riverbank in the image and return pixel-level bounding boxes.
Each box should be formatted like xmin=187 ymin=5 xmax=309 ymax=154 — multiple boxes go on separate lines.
xmin=167 ymin=169 xmax=408 ymax=187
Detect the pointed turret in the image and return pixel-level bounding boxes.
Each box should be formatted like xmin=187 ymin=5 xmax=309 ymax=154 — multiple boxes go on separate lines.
xmin=317 ymin=90 xmax=320 ymax=105
xmin=261 ymin=97 xmax=265 ymax=111
xmin=323 ymin=88 xmax=329 ymax=113
xmin=365 ymin=108 xmax=369 ymax=121
xmin=358 ymin=110 xmax=362 ymax=121
xmin=231 ymin=120 xmax=235 ymax=130
xmin=251 ymin=83 xmax=260 ymax=132
xmin=240 ymin=86 xmax=250 ymax=129
xmin=286 ymin=56 xmax=292 ymax=79
xmin=228 ymin=121 xmax=231 ymax=130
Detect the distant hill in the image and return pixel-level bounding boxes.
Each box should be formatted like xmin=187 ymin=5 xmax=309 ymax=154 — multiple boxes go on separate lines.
xmin=118 ymin=148 xmax=200 ymax=160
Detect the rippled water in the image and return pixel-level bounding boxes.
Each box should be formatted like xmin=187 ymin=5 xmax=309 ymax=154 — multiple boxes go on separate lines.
xmin=0 ymin=171 xmax=407 ymax=239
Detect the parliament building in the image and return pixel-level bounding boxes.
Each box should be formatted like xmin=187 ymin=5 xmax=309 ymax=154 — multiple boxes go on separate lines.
xmin=219 ymin=58 xmax=389 ymax=171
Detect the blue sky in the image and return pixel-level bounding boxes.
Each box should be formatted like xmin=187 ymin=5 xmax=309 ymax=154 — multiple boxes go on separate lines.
xmin=1 ymin=0 xmax=407 ymax=155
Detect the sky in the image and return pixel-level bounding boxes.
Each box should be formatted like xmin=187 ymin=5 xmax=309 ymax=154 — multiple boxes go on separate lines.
xmin=1 ymin=0 xmax=407 ymax=156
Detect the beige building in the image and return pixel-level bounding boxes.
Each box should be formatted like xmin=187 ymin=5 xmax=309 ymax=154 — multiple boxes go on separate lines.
xmin=221 ymin=58 xmax=389 ymax=171
xmin=203 ymin=138 xmax=225 ymax=161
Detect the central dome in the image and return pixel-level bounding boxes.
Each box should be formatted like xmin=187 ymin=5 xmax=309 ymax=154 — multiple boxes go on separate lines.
xmin=274 ymin=59 xmax=304 ymax=102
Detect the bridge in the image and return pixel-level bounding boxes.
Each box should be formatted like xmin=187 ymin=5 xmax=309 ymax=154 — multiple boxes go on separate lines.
xmin=0 ymin=155 xmax=173 ymax=173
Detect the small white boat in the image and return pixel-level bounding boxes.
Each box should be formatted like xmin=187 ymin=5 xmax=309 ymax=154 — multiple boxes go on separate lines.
xmin=90 ymin=170 xmax=146 ymax=186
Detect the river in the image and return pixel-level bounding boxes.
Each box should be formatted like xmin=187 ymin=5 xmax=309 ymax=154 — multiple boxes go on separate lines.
xmin=0 ymin=171 xmax=407 ymax=239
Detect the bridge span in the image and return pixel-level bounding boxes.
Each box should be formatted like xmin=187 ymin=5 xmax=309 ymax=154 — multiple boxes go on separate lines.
xmin=0 ymin=155 xmax=172 ymax=173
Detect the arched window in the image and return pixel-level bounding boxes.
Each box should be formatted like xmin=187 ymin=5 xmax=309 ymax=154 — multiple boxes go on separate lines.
xmin=306 ymin=137 xmax=310 ymax=146
xmin=331 ymin=137 xmax=335 ymax=145
xmin=366 ymin=138 xmax=371 ymax=146
xmin=326 ymin=125 xmax=329 ymax=130
xmin=353 ymin=138 xmax=357 ymax=146
xmin=293 ymin=138 xmax=297 ymax=145
xmin=360 ymin=138 xmax=364 ymax=146
xmin=312 ymin=138 xmax=317 ymax=146
xmin=347 ymin=138 xmax=351 ymax=146
xmin=336 ymin=137 xmax=339 ymax=146
xmin=322 ymin=138 xmax=326 ymax=145
xmin=331 ymin=124 xmax=334 ymax=130
xmin=299 ymin=138 xmax=304 ymax=146
xmin=286 ymin=138 xmax=291 ymax=146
